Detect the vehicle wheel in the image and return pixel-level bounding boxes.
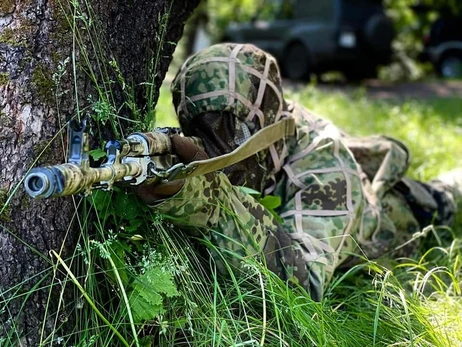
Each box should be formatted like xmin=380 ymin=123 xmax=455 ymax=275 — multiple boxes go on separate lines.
xmin=438 ymin=53 xmax=462 ymax=79
xmin=283 ymin=42 xmax=311 ymax=81
xmin=364 ymin=14 xmax=395 ymax=54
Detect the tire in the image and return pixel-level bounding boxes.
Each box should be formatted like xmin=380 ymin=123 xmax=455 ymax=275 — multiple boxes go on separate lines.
xmin=364 ymin=14 xmax=395 ymax=55
xmin=438 ymin=53 xmax=462 ymax=79
xmin=282 ymin=42 xmax=311 ymax=81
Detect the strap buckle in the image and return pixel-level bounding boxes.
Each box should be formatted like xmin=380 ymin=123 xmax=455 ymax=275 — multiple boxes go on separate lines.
xmin=164 ymin=163 xmax=198 ymax=181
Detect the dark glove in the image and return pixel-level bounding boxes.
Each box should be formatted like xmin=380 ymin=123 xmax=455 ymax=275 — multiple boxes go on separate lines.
xmin=170 ymin=134 xmax=208 ymax=162
xmin=136 ymin=134 xmax=208 ymax=204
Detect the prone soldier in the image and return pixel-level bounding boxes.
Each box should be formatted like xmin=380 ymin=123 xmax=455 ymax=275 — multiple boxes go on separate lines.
xmin=136 ymin=43 xmax=461 ymax=300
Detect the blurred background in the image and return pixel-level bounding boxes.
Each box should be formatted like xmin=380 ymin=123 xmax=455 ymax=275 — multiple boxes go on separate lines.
xmin=175 ymin=0 xmax=462 ymax=82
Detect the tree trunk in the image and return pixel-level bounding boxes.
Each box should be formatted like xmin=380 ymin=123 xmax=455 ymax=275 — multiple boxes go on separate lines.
xmin=0 ymin=0 xmax=199 ymax=345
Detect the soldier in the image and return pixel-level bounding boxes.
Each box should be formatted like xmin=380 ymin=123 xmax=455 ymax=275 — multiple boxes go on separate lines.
xmin=137 ymin=43 xmax=461 ymax=301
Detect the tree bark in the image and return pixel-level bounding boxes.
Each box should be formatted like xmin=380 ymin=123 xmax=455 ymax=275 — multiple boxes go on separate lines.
xmin=0 ymin=0 xmax=199 ymax=345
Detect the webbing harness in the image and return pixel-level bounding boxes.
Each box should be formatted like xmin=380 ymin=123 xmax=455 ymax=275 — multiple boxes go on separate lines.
xmin=165 ymin=117 xmax=295 ymax=181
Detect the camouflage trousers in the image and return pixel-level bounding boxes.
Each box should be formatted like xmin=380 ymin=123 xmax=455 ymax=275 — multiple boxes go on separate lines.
xmin=344 ymin=135 xmax=458 ymax=260
xmin=383 ymin=178 xmax=456 ymax=258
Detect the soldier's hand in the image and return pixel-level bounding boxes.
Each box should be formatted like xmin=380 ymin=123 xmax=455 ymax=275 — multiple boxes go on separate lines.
xmin=135 ymin=135 xmax=208 ymax=204
xmin=170 ymin=134 xmax=208 ymax=162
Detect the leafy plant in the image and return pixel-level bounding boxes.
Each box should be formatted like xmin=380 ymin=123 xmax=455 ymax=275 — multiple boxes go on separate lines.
xmin=128 ymin=265 xmax=178 ymax=323
xmin=239 ymin=186 xmax=283 ymax=223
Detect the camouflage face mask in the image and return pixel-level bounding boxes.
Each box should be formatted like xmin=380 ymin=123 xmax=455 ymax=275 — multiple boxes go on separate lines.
xmin=188 ymin=111 xmax=268 ymax=191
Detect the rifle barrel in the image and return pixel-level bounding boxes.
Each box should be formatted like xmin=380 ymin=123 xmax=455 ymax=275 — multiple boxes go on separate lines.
xmin=24 ymin=162 xmax=141 ymax=198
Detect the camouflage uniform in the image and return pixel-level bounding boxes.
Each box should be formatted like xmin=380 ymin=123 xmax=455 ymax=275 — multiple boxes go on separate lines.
xmin=153 ymin=44 xmax=457 ymax=301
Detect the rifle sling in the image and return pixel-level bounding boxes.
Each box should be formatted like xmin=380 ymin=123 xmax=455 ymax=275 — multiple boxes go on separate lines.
xmin=168 ymin=118 xmax=295 ymax=181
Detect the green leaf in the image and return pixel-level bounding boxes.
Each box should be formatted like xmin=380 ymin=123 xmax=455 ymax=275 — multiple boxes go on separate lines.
xmin=88 ymin=190 xmax=111 ymax=211
xmin=125 ymin=219 xmax=144 ymax=232
xmin=88 ymin=190 xmax=114 ymax=221
xmin=259 ymin=195 xmax=282 ymax=210
xmin=239 ymin=186 xmax=261 ymax=198
xmin=129 ymin=288 xmax=164 ymax=323
xmin=114 ymin=192 xmax=140 ymax=220
xmin=139 ymin=336 xmax=155 ymax=347
xmin=259 ymin=195 xmax=283 ymax=223
xmin=89 ymin=148 xmax=107 ymax=160
xmin=128 ymin=266 xmax=178 ymax=323
xmin=239 ymin=188 xmax=283 ymax=223
xmin=129 ymin=234 xmax=145 ymax=241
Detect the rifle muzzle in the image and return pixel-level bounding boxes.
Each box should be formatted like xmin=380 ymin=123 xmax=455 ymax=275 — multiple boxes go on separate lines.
xmin=24 ymin=167 xmax=62 ymax=199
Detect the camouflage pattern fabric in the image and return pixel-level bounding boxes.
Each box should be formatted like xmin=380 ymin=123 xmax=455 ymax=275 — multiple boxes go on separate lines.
xmin=153 ymin=43 xmax=457 ymax=301
xmin=154 ymin=172 xmax=284 ymax=276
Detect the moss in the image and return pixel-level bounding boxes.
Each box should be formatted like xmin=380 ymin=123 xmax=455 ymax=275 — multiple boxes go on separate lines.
xmin=0 ymin=18 xmax=34 ymax=48
xmin=0 ymin=28 xmax=16 ymax=45
xmin=20 ymin=194 xmax=31 ymax=210
xmin=32 ymin=65 xmax=55 ymax=105
xmin=0 ymin=0 xmax=15 ymax=15
xmin=49 ymin=0 xmax=73 ymax=45
xmin=0 ymin=189 xmax=12 ymax=223
xmin=0 ymin=72 xmax=9 ymax=85
xmin=32 ymin=140 xmax=55 ymax=166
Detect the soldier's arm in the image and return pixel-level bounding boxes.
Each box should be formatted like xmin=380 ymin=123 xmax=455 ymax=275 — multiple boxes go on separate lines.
xmin=135 ymin=135 xmax=291 ymax=277
xmin=152 ymin=172 xmax=292 ymax=277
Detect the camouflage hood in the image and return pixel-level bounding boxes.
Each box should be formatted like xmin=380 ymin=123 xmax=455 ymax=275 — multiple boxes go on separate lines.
xmin=171 ymin=43 xmax=285 ymax=131
xmin=171 ymin=43 xmax=289 ymax=193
